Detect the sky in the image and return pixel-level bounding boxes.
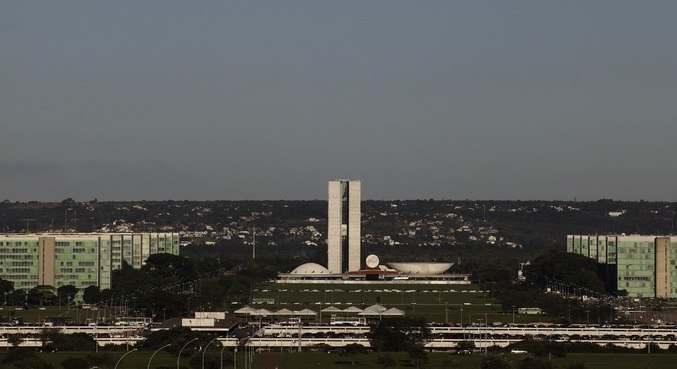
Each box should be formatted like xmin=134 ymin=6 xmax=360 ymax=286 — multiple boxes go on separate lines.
xmin=2 ymin=1 xmax=677 ymax=201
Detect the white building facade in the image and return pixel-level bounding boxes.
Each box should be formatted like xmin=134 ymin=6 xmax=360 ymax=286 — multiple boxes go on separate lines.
xmin=327 ymin=180 xmax=361 ymax=273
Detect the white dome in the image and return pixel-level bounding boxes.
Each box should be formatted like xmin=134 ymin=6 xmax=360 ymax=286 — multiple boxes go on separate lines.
xmin=387 ymin=262 xmax=454 ymax=275
xmin=290 ymin=263 xmax=331 ymax=275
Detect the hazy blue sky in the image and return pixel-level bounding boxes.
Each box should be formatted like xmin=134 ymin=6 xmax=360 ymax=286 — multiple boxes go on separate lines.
xmin=2 ymin=1 xmax=676 ymax=201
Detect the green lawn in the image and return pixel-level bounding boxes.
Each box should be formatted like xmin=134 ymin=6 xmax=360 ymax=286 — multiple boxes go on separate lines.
xmin=263 ymin=352 xmax=677 ymax=369
xmin=0 ymin=350 xmax=236 ymax=369
xmin=251 ymin=283 xmax=550 ymax=324
xmin=6 ymin=282 xmax=552 ymax=325
xmin=1 ymin=349 xmax=676 ymax=369
xmin=0 ymin=351 xmax=177 ymax=369
xmin=561 ymin=353 xmax=677 ymax=369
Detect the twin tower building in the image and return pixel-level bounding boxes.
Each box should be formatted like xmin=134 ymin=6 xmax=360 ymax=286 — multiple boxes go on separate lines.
xmin=327 ymin=180 xmax=361 ymax=274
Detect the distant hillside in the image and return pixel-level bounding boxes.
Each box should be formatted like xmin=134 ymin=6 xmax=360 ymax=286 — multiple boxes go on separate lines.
xmin=2 ymin=198 xmax=675 ymax=272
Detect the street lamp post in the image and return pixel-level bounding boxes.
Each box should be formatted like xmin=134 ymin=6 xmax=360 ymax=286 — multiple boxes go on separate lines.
xmin=484 ymin=313 xmax=488 ymax=355
xmin=477 ymin=319 xmax=483 ymax=353
xmin=114 ymin=348 xmax=137 ymax=369
xmin=148 ymin=344 xmax=171 ymax=369
xmin=249 ymin=343 xmax=254 ymax=368
xmin=177 ymin=338 xmax=199 ymax=369
xmin=460 ymin=308 xmax=464 ymax=339
xmin=202 ymin=337 xmax=219 ymax=369
xmin=110 ymin=292 xmax=116 ymax=321
xmin=220 ymin=343 xmax=227 ymax=369
xmin=234 ymin=348 xmax=237 ymax=369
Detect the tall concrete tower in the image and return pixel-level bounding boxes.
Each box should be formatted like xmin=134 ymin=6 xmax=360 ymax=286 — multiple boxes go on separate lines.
xmin=327 ymin=180 xmax=361 ymax=273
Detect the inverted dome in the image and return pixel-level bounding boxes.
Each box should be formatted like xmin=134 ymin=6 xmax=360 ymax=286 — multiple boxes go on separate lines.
xmin=387 ymin=262 xmax=454 ymax=275
xmin=290 ymin=262 xmax=331 ymax=275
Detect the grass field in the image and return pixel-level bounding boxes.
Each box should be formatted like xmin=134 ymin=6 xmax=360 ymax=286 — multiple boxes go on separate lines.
xmin=251 ymin=283 xmax=549 ymax=324
xmin=260 ymin=352 xmax=677 ymax=369
xmin=6 ymin=282 xmax=552 ymax=325
xmin=0 ymin=351 xmax=177 ymax=369
xmin=2 ymin=350 xmax=675 ymax=369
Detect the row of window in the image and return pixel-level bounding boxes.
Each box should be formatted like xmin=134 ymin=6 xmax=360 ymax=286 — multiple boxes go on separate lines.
xmin=5 ymin=268 xmax=31 ymax=273
xmin=621 ymin=276 xmax=651 ymax=281
xmin=10 ymin=261 xmax=33 ymax=266
xmin=59 ymin=268 xmax=95 ymax=273
xmin=0 ymin=242 xmax=33 ymax=246
xmin=57 ymin=247 xmax=96 ymax=253
xmin=623 ymin=282 xmax=649 ymax=288
xmin=0 ymin=255 xmax=33 ymax=260
xmin=0 ymin=274 xmax=32 ymax=280
xmin=0 ymin=248 xmax=30 ymax=254
xmin=55 ymin=255 xmax=80 ymax=260
xmin=62 ymin=261 xmax=100 ymax=266
xmin=57 ymin=241 xmax=95 ymax=246
xmin=618 ymin=248 xmax=653 ymax=254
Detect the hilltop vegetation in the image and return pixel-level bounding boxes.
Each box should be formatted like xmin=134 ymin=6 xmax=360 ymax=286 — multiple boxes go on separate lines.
xmin=2 ymin=199 xmax=675 ymax=273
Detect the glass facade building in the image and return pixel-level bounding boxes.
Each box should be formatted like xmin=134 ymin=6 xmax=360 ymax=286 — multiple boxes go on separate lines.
xmin=567 ymin=235 xmax=677 ymax=298
xmin=0 ymin=232 xmax=179 ymax=291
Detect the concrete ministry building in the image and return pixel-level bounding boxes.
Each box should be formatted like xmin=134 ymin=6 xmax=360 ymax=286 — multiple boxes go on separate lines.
xmin=567 ymin=234 xmax=677 ymax=298
xmin=0 ymin=232 xmax=179 ymax=290
xmin=327 ymin=179 xmax=361 ymax=273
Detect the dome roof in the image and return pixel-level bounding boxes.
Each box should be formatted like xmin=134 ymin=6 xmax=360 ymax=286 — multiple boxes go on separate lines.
xmin=290 ymin=262 xmax=330 ymax=275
